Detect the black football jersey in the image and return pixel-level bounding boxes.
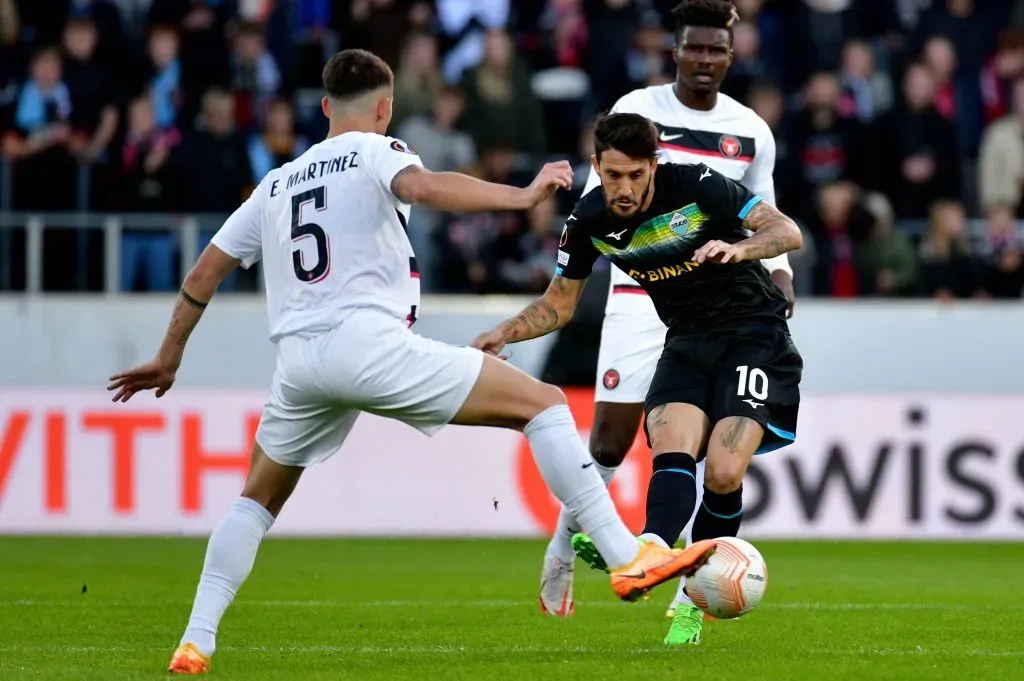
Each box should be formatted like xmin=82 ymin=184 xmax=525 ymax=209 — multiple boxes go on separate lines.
xmin=556 ymin=162 xmax=788 ymax=332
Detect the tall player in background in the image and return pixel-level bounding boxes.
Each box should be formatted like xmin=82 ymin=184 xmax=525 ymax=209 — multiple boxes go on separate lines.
xmin=538 ymin=0 xmax=795 ymax=631
xmin=107 ymin=50 xmax=715 ymax=674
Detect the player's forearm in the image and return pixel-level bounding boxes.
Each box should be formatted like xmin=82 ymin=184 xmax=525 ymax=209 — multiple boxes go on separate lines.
xmin=403 ymin=171 xmax=531 ymax=212
xmin=739 ymin=203 xmax=803 ymax=261
xmin=155 ymin=273 xmax=216 ymax=367
xmin=496 ymin=297 xmax=573 ymax=344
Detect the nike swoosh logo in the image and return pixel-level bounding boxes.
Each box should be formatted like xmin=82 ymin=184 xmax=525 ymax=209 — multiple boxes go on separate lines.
xmin=581 ymin=461 xmax=594 ymax=469
xmin=660 ymin=133 xmax=683 ymax=142
xmin=618 ymin=570 xmax=647 ymax=579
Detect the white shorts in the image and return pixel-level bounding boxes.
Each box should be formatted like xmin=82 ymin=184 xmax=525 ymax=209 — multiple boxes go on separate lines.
xmin=594 ymin=310 xmax=667 ymax=404
xmin=255 ymin=309 xmax=485 ymax=467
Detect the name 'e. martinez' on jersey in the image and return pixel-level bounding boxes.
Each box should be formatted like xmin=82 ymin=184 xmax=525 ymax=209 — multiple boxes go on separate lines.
xmin=584 ymin=84 xmax=778 ymax=314
xmin=557 ymin=162 xmax=788 ymax=333
xmin=210 ymin=131 xmax=424 ymax=343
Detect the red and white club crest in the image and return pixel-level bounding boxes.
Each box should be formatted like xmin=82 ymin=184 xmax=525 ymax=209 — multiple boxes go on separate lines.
xmin=602 ymin=369 xmax=620 ymax=390
xmin=719 ymin=135 xmax=741 ymax=158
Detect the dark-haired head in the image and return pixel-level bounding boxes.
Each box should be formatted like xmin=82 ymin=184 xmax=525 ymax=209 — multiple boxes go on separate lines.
xmin=591 ymin=113 xmax=660 ymax=219
xmin=671 ymin=0 xmax=737 ymax=99
xmin=321 ymin=49 xmax=395 ymax=135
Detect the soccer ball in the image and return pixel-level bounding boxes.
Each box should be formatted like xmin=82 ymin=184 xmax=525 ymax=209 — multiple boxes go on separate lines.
xmin=686 ymin=537 xmax=767 ymax=619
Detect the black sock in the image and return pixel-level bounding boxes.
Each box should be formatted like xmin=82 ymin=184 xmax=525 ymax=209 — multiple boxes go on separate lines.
xmin=641 ymin=453 xmax=697 ymax=547
xmin=691 ymin=486 xmax=744 ymax=542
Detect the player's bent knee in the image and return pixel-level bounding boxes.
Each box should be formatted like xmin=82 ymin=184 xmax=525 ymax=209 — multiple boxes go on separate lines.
xmin=588 ymin=423 xmax=635 ymax=467
xmin=703 ymin=459 xmax=745 ymax=494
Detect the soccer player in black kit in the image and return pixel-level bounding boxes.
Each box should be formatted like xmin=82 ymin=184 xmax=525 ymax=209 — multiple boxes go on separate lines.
xmin=472 ymin=112 xmax=803 ymax=645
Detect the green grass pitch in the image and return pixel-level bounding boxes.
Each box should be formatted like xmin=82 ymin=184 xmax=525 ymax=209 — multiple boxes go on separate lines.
xmin=1 ymin=538 xmax=1022 ymax=680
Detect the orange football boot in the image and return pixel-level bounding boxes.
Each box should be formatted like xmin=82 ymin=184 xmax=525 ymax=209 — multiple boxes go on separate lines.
xmin=167 ymin=643 xmax=210 ymax=674
xmin=609 ymin=539 xmax=717 ymax=602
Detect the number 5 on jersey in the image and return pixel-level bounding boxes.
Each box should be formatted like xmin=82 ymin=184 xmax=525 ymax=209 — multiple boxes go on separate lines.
xmin=292 ymin=186 xmax=330 ymax=283
xmin=736 ymin=364 xmax=768 ymax=405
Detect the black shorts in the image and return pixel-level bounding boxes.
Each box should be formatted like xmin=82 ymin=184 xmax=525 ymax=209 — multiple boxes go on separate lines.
xmin=645 ymin=324 xmax=802 ymax=455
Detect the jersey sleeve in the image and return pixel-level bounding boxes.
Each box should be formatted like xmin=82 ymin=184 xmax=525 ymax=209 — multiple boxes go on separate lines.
xmin=370 ymin=136 xmax=425 ymax=199
xmin=690 ymin=163 xmax=763 ymax=222
xmin=554 ymin=208 xmax=600 ymax=280
xmin=743 ymin=127 xmax=777 ymax=207
xmin=210 ymin=179 xmax=266 ymax=269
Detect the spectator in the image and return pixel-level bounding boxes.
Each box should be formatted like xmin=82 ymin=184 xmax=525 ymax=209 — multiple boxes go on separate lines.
xmin=981 ymin=30 xmax=1024 ymax=124
xmin=229 ymin=21 xmax=281 ymax=131
xmin=118 ymin=94 xmax=181 ymax=293
xmin=62 ymin=17 xmax=119 ymax=166
xmin=491 ymin=195 xmax=562 ymax=292
xmin=145 ymin=24 xmax=182 ymax=129
xmin=855 ymin=191 xmax=918 ymax=297
xmin=3 ymin=46 xmax=78 ymax=210
xmin=584 ymin=0 xmax=640 ymax=109
xmin=459 ymin=29 xmax=546 ymax=155
xmin=874 ymin=62 xmax=960 ymax=219
xmin=978 ymin=204 xmax=1024 ymax=298
xmin=345 ymin=0 xmax=426 ymax=70
xmin=809 ymin=181 xmax=873 ymax=297
xmin=784 ymin=71 xmax=867 ymax=221
xmin=391 ymin=33 xmax=443 ymax=131
xmin=747 ymin=83 xmax=790 ymax=205
xmin=248 ymin=98 xmax=307 ymax=184
xmin=176 ymin=88 xmax=252 ymax=213
xmin=918 ymin=200 xmax=982 ymax=299
xmin=978 ymin=78 xmax=1024 ymax=216
xmin=435 ymin=0 xmax=511 ymax=84
xmin=921 ymin=36 xmax=957 ymax=120
xmin=837 ymin=39 xmax=893 ymax=123
xmin=720 ymin=20 xmax=769 ymax=103
xmin=625 ymin=15 xmax=672 ymax=90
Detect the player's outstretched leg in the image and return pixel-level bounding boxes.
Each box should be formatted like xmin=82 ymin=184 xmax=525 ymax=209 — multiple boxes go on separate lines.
xmin=454 ymin=355 xmax=713 ymax=602
xmin=664 ymin=416 xmax=762 ymax=647
xmin=540 ymin=402 xmax=639 ymax=616
xmin=169 ymin=444 xmax=303 ymax=674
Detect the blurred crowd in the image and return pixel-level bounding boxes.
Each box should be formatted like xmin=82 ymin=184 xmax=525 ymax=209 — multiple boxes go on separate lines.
xmin=1 ymin=0 xmax=1023 ymax=300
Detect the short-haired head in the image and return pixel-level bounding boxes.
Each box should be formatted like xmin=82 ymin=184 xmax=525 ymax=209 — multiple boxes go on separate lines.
xmin=591 ymin=113 xmax=660 ymax=219
xmin=321 ymin=49 xmax=395 ymax=134
xmin=672 ymin=0 xmax=737 ymax=94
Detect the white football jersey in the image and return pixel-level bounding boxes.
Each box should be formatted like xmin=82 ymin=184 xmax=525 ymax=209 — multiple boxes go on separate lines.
xmin=211 ymin=132 xmax=424 ymax=342
xmin=582 ymin=84 xmax=786 ymax=315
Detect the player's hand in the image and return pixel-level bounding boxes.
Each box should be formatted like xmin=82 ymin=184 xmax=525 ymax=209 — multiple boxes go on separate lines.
xmin=693 ymin=240 xmax=747 ymax=265
xmin=107 ymin=359 xmax=177 ymax=403
xmin=470 ymin=328 xmax=508 ymax=358
xmin=523 ymin=161 xmax=574 ymax=208
xmin=771 ymin=269 xmax=796 ymax=318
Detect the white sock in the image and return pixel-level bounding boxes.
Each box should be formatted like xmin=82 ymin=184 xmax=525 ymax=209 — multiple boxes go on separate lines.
xmin=180 ymin=497 xmax=275 ymax=656
xmin=525 ymin=405 xmax=638 ymax=569
xmin=639 ymin=532 xmax=669 ymax=549
xmin=546 ymin=461 xmax=618 ymax=562
xmin=672 ymin=575 xmax=694 ymax=607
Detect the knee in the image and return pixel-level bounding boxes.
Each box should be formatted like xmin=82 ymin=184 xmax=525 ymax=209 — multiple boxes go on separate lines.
xmin=588 ymin=422 xmax=635 ymax=468
xmin=703 ymin=457 xmax=745 ymax=494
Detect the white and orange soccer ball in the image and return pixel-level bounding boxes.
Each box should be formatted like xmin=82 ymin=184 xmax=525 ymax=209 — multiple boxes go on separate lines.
xmin=686 ymin=537 xmax=768 ymax=619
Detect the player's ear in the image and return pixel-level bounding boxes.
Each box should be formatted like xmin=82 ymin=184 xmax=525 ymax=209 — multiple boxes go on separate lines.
xmin=590 ymin=154 xmax=600 ymax=175
xmin=321 ymin=96 xmax=330 ymax=120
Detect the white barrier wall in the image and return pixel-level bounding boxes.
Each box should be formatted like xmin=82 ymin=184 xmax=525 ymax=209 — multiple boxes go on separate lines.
xmin=1 ymin=388 xmax=1022 ymax=539
xmin=2 ymin=296 xmax=1023 ymax=538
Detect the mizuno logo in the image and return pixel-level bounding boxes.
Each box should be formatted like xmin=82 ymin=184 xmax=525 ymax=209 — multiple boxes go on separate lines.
xmin=660 ymin=132 xmax=683 ymax=142
xmin=699 ymin=168 xmax=712 ymax=181
xmin=743 ymin=398 xmax=764 ymax=409
xmin=606 ymin=229 xmax=627 ymax=241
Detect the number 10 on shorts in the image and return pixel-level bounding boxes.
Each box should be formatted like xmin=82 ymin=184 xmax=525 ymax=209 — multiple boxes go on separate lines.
xmin=736 ymin=365 xmax=768 ymax=400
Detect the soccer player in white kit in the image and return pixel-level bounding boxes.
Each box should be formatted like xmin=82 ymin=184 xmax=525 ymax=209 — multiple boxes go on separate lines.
xmin=537 ymin=0 xmax=796 ymax=637
xmin=107 ymin=49 xmax=715 ymax=674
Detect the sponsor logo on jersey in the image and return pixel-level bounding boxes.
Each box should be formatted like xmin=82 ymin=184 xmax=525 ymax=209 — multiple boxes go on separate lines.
xmin=719 ymin=135 xmax=741 ymax=158
xmin=390 ymin=139 xmax=417 ymax=154
xmin=669 ymin=212 xmax=689 ymax=235
xmin=627 ymin=261 xmax=701 ymax=282
xmin=557 ymin=250 xmax=570 ymax=266
xmin=602 ymin=369 xmax=620 ymax=390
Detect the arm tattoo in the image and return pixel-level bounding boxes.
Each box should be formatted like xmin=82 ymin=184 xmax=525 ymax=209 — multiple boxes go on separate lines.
xmin=167 ymin=297 xmax=193 ymax=347
xmin=718 ymin=416 xmax=760 ymax=454
xmin=739 ymin=202 xmax=802 ymax=261
xmin=389 ymin=165 xmax=423 ymax=203
xmin=497 ymin=276 xmax=583 ymax=343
